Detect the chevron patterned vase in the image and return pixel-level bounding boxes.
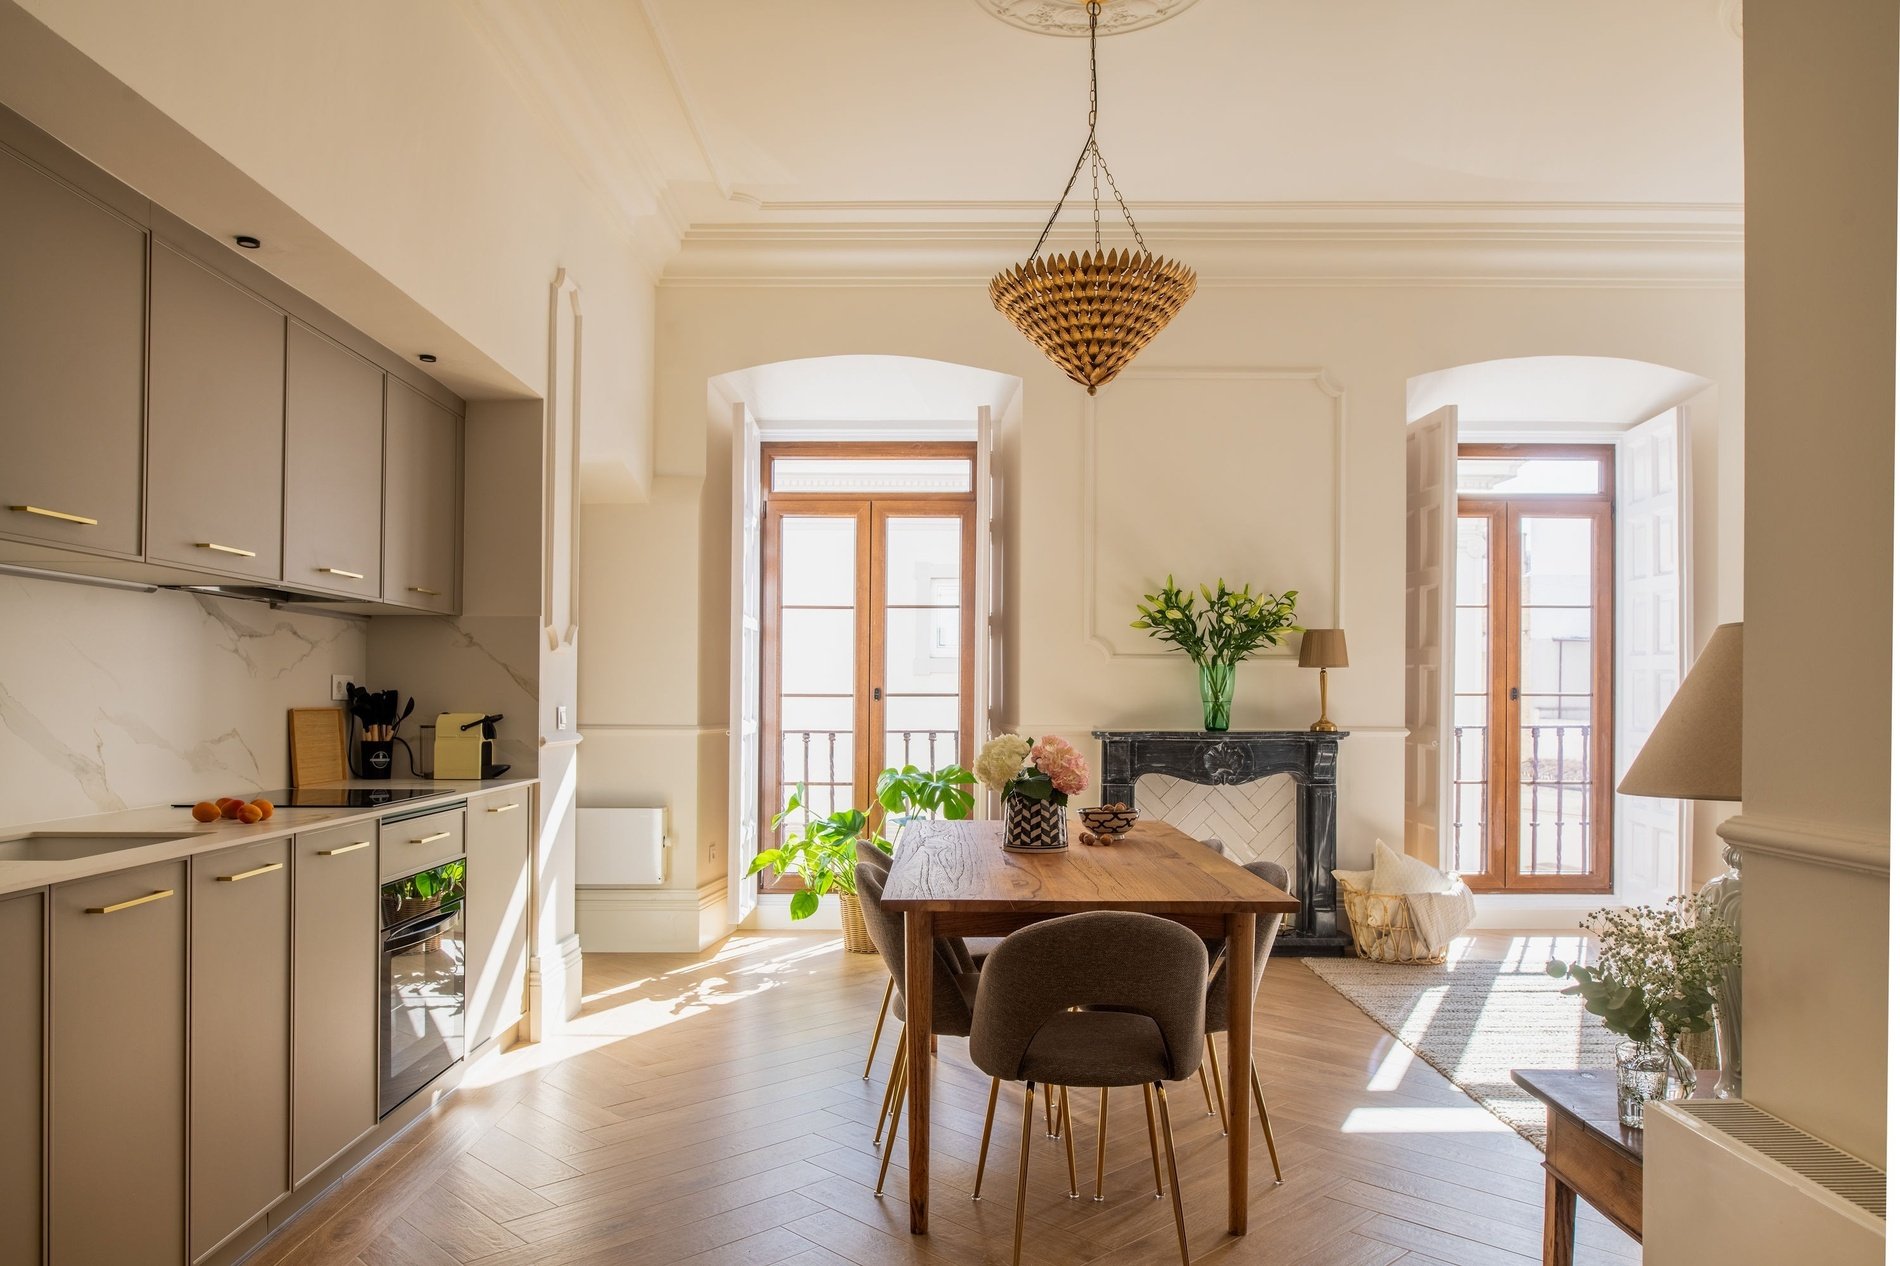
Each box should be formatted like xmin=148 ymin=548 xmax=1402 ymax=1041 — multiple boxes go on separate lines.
xmin=1002 ymin=795 xmax=1068 ymax=853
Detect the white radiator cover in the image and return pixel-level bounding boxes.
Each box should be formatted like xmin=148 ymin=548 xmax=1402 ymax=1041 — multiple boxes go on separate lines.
xmin=1645 ymin=1099 xmax=1884 ymax=1265
xmin=576 ymin=807 xmax=667 ymax=886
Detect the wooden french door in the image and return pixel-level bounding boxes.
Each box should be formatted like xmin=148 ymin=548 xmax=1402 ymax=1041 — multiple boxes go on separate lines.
xmin=759 ymin=445 xmax=977 ymax=875
xmin=1452 ymin=446 xmax=1615 ymax=893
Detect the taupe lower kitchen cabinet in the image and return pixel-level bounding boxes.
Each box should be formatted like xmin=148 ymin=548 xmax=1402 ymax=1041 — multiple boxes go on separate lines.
xmin=0 ymin=889 xmax=44 ymax=1266
xmin=190 ymin=839 xmax=291 ymax=1261
xmin=291 ymin=822 xmax=379 ymax=1187
xmin=384 ymin=378 xmax=460 ymax=613
xmin=284 ymin=321 xmax=385 ymax=599
xmin=0 ymin=146 xmax=147 ymax=559
xmin=51 ymin=860 xmax=188 ymax=1266
xmin=147 ymin=242 xmax=286 ymax=583
xmin=467 ymin=788 xmax=531 ymax=1056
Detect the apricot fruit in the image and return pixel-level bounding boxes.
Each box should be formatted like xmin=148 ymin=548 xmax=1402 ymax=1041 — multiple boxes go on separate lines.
xmin=191 ymin=801 xmax=220 ymax=823
xmin=250 ymin=798 xmax=274 ymax=820
xmin=216 ymin=797 xmax=243 ymax=811
xmin=237 ymin=803 xmax=264 ymax=824
xmin=221 ymin=800 xmax=247 ymax=820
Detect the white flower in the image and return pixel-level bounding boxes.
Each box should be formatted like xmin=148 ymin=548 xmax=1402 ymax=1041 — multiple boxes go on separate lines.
xmin=973 ymin=733 xmax=1032 ymax=793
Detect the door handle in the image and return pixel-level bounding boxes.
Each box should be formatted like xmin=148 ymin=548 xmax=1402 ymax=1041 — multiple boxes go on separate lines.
xmin=1509 ymin=687 xmax=1520 ymax=701
xmin=86 ymin=889 xmax=174 ymax=915
xmin=408 ymin=586 xmax=442 ymax=597
xmin=318 ymin=840 xmax=371 ymax=856
xmin=216 ymin=861 xmax=285 ymax=883
xmin=196 ymin=542 xmax=257 ymax=558
xmin=487 ymin=803 xmax=519 ymax=814
xmin=10 ymin=504 xmax=97 ymax=526
xmin=411 ymin=831 xmax=451 ymax=845
xmin=318 ymin=567 xmax=365 ymax=580
xmin=873 ymin=687 xmax=882 ymax=701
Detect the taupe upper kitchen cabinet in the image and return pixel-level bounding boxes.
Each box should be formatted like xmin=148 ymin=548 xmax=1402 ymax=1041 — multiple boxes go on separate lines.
xmin=284 ymin=321 xmax=385 ymax=599
xmin=0 ymin=147 xmax=147 ymax=559
xmin=147 ymin=242 xmax=287 ymax=583
xmin=384 ymin=379 xmax=460 ymax=613
xmin=467 ymin=788 xmax=531 ymax=1056
xmin=190 ymin=839 xmax=292 ymax=1261
xmin=51 ymin=860 xmax=188 ymax=1266
xmin=291 ymin=822 xmax=379 ymax=1188
xmin=0 ymin=890 xmax=44 ymax=1266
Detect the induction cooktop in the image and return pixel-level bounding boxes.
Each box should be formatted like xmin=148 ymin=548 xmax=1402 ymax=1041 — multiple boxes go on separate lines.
xmin=172 ymin=786 xmax=446 ymax=809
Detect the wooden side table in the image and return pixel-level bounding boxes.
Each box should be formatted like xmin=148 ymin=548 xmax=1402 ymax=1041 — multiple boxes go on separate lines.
xmin=1511 ymin=1068 xmax=1717 ymax=1265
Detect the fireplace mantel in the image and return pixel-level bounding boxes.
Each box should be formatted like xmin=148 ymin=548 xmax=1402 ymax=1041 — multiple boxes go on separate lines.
xmin=1093 ymin=729 xmax=1350 ymax=954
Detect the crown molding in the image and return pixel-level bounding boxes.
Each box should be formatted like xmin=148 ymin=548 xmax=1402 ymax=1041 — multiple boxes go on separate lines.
xmin=661 ymin=202 xmax=1744 ymax=289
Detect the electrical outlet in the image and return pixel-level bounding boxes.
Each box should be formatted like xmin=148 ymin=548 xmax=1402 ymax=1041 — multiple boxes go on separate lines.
xmin=331 ymin=674 xmax=350 ymax=702
xmin=556 ymin=704 xmax=569 ymax=731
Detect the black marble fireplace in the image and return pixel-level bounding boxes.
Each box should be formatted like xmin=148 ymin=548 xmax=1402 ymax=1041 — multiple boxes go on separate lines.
xmin=1094 ymin=729 xmax=1350 ymax=955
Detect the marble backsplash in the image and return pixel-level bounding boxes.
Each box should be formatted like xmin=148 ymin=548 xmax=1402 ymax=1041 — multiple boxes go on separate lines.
xmin=0 ymin=575 xmax=367 ymax=828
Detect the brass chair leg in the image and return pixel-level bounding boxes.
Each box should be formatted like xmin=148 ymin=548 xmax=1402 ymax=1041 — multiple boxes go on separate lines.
xmin=1044 ymin=1081 xmax=1059 ymax=1138
xmin=1013 ymin=1082 xmax=1036 ymax=1266
xmin=874 ymin=1057 xmax=908 ymax=1197
xmin=1093 ymin=1087 xmax=1110 ymax=1202
xmin=1205 ymin=1034 xmax=1230 ymax=1136
xmin=862 ymin=976 xmax=894 ymax=1080
xmin=873 ymin=1028 xmax=907 ymax=1145
xmin=1251 ymin=1058 xmax=1284 ymax=1184
xmin=1141 ymin=1084 xmax=1164 ymax=1199
xmin=1154 ymin=1084 xmax=1191 ymax=1266
xmin=1059 ymin=1085 xmax=1078 ymax=1197
xmin=1196 ymin=1064 xmax=1217 ymax=1116
xmin=973 ymin=1076 xmax=1001 ymax=1199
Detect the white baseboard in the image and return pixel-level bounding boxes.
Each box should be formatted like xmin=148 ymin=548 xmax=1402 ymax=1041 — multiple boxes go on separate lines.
xmin=742 ymin=890 xmax=843 ymax=932
xmin=578 ymin=880 xmax=729 ymax=951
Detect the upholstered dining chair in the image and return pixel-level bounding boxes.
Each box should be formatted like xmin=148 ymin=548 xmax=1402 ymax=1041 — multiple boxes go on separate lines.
xmin=969 ymin=911 xmax=1210 ymax=1266
xmin=853 ymin=861 xmax=986 ymax=1195
xmin=857 ymin=845 xmax=897 ymax=1081
xmin=1199 ymin=857 xmax=1289 ymax=1182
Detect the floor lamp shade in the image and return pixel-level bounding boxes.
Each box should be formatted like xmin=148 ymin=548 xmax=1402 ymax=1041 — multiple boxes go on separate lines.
xmin=1618 ymin=622 xmax=1743 ymax=801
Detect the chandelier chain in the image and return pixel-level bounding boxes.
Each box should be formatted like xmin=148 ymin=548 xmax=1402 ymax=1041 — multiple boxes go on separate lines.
xmin=1026 ymin=0 xmax=1149 ymax=262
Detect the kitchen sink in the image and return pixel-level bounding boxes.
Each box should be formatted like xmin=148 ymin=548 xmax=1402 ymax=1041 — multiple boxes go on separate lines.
xmin=0 ymin=833 xmax=182 ymax=862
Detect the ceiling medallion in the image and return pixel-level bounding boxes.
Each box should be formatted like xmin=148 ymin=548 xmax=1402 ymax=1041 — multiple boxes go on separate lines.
xmin=975 ymin=0 xmax=1204 ymax=37
xmin=989 ymin=1 xmax=1196 ymax=394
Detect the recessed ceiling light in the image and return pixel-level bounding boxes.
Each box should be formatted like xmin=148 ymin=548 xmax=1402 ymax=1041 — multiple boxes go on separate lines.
xmin=234 ymin=234 xmax=262 ymax=249
xmin=417 ymin=353 xmax=437 ymax=363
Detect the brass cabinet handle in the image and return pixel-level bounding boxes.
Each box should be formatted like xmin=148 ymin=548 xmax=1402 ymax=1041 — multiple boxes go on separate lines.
xmin=87 ymin=888 xmax=174 ymax=915
xmin=318 ymin=840 xmax=371 ymax=857
xmin=9 ymin=504 xmax=98 ymax=526
xmin=318 ymin=567 xmax=365 ymax=580
xmin=487 ymin=803 xmax=520 ymax=814
xmin=411 ymin=831 xmax=451 ymax=845
xmin=216 ymin=861 xmax=285 ymax=883
xmin=408 ymin=586 xmax=442 ymax=597
xmin=197 ymin=542 xmax=257 ymax=558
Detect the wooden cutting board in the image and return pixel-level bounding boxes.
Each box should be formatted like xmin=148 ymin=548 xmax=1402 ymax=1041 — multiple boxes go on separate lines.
xmin=289 ymin=708 xmax=346 ymax=786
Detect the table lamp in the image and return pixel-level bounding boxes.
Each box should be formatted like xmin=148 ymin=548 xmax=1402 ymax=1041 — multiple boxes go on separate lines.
xmin=1298 ymin=629 xmax=1348 ymax=732
xmin=1617 ymin=621 xmax=1743 ymax=1095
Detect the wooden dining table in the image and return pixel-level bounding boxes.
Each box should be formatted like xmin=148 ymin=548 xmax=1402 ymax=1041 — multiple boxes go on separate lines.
xmin=880 ymin=816 xmax=1300 ymax=1237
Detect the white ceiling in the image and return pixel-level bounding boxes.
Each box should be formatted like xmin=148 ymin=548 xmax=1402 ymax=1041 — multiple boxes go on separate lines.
xmin=494 ymin=0 xmax=1745 ymax=233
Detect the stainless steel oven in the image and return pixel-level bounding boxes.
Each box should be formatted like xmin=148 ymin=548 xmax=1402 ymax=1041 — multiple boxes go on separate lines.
xmin=379 ymin=858 xmax=465 ymax=1117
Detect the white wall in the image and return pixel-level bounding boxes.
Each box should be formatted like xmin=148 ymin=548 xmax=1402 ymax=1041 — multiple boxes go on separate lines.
xmin=1725 ymin=0 xmax=1893 ymax=1167
xmin=577 ymin=267 xmax=1744 ymax=945
xmin=0 ymin=579 xmax=366 ymax=827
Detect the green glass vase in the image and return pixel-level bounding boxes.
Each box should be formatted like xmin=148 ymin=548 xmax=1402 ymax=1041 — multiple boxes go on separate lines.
xmin=1198 ymin=660 xmax=1236 ymax=732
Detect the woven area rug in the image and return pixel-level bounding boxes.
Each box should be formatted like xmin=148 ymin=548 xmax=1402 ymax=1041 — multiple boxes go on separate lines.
xmin=1304 ymin=950 xmax=1618 ymax=1148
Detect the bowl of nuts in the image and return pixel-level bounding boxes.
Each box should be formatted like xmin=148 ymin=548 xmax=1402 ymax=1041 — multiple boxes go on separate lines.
xmin=1078 ymin=802 xmax=1139 ymax=845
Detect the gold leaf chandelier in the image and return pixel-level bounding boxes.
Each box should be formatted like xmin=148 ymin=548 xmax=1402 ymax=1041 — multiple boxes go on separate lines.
xmin=990 ymin=0 xmax=1196 ymax=394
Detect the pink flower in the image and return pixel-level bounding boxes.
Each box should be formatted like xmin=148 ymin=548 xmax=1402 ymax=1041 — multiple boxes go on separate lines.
xmin=1031 ymin=735 xmax=1090 ymax=797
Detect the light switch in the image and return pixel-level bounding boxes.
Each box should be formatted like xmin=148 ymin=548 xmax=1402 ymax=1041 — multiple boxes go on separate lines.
xmin=556 ymin=704 xmax=569 ymax=731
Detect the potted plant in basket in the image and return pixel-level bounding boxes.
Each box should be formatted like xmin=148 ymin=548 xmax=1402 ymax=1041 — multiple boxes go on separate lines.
xmin=1131 ymin=576 xmax=1300 ymax=731
xmin=975 ymin=733 xmax=1090 ymax=852
xmin=1547 ymin=894 xmax=1740 ymax=1126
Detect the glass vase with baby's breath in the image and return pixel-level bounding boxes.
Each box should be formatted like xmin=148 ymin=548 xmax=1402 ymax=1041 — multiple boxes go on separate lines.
xmin=1131 ymin=577 xmax=1300 ymax=732
xmin=1547 ymin=895 xmax=1740 ymax=1127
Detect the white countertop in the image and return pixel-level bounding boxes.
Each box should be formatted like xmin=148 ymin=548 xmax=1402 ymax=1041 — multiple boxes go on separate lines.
xmin=0 ymin=776 xmax=538 ymax=897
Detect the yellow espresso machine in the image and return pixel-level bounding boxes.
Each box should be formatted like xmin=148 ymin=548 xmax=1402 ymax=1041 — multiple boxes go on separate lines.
xmin=433 ymin=712 xmax=508 ymax=780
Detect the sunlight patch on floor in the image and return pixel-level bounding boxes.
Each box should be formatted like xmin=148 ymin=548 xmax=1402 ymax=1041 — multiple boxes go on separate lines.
xmin=1341 ymin=1105 xmax=1513 ymax=1134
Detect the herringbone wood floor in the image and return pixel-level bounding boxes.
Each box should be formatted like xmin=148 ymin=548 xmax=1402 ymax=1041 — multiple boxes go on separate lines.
xmin=249 ymin=933 xmax=1639 ymax=1265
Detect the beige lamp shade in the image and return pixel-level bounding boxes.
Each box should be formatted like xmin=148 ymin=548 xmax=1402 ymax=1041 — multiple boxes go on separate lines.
xmin=1298 ymin=628 xmax=1349 ymax=669
xmin=1618 ymin=622 xmax=1742 ymax=801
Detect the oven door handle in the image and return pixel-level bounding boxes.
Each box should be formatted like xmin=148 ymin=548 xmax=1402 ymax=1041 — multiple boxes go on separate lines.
xmin=384 ymin=907 xmax=461 ymax=953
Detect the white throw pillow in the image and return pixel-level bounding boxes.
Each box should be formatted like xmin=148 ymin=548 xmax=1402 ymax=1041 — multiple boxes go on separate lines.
xmin=1370 ymin=838 xmax=1452 ymax=896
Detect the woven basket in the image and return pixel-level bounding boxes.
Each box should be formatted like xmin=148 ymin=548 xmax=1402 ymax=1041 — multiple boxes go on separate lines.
xmin=836 ymin=890 xmax=877 ymax=955
xmin=1337 ymin=876 xmax=1447 ymax=965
